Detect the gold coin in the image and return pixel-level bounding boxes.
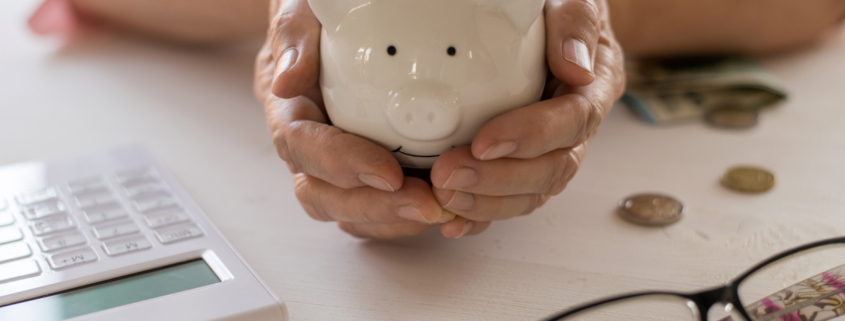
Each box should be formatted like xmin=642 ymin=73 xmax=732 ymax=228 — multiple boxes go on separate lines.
xmin=617 ymin=194 xmax=683 ymax=226
xmin=705 ymin=107 xmax=759 ymax=129
xmin=721 ymin=166 xmax=775 ymax=193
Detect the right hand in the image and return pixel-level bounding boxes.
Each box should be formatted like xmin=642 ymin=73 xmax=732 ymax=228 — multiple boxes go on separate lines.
xmin=254 ymin=0 xmax=488 ymax=239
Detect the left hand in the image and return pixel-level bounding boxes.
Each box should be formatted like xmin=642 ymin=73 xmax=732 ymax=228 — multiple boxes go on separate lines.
xmin=434 ymin=0 xmax=626 ymax=237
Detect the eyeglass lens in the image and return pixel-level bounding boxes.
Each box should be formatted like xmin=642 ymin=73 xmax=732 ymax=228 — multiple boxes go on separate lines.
xmin=737 ymin=244 xmax=845 ymax=321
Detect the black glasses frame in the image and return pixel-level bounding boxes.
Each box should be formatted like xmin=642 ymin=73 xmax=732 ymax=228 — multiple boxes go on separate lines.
xmin=543 ymin=236 xmax=845 ymax=321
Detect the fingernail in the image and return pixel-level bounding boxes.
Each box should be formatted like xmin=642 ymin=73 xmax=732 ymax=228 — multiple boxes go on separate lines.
xmin=358 ymin=173 xmax=395 ymax=192
xmin=443 ymin=191 xmax=474 ymax=211
xmin=274 ymin=48 xmax=298 ymax=79
xmin=442 ymin=167 xmax=477 ymax=190
xmin=398 ymin=206 xmax=430 ymax=224
xmin=564 ymin=38 xmax=592 ymax=73
xmin=437 ymin=210 xmax=457 ymax=223
xmin=479 ymin=140 xmax=517 ymax=160
xmin=455 ymin=221 xmax=474 ymax=239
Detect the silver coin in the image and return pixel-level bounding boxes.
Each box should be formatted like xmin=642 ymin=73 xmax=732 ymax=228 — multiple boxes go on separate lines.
xmin=704 ymin=106 xmax=759 ymax=129
xmin=617 ymin=194 xmax=683 ymax=226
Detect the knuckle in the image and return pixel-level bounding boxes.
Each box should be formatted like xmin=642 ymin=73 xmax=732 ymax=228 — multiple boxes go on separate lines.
xmin=270 ymin=11 xmax=297 ymax=36
xmin=542 ymin=150 xmax=573 ymax=195
xmin=571 ymin=95 xmax=605 ymax=144
xmin=337 ymin=222 xmax=367 ymax=238
xmin=272 ymin=128 xmax=293 ymax=164
xmin=551 ymin=0 xmax=601 ymax=35
xmin=293 ymin=174 xmax=332 ymax=222
xmin=522 ymin=194 xmax=551 ymax=216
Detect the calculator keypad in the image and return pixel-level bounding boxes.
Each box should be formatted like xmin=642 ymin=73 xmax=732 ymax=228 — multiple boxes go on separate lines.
xmin=83 ymin=207 xmax=129 ymax=224
xmin=16 ymin=187 xmax=58 ymax=206
xmin=0 ymin=227 xmax=23 ymax=245
xmin=144 ymin=209 xmax=191 ymax=229
xmin=47 ymin=247 xmax=98 ymax=269
xmin=0 ymin=259 xmax=41 ymax=284
xmin=74 ymin=194 xmax=119 ymax=211
xmin=92 ymin=221 xmax=140 ymax=240
xmin=0 ymin=243 xmax=32 ymax=264
xmin=155 ymin=224 xmax=204 ymax=244
xmin=0 ymin=211 xmax=15 ymax=227
xmin=102 ymin=235 xmax=152 ymax=256
xmin=21 ymin=201 xmax=68 ymax=221
xmin=31 ymin=216 xmax=76 ymax=236
xmin=0 ymin=166 xmax=206 ymax=280
xmin=67 ymin=179 xmax=108 ymax=195
xmin=38 ymin=231 xmax=87 ymax=252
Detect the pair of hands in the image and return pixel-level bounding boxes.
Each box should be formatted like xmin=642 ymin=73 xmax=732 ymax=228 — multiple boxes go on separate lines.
xmin=254 ymin=0 xmax=625 ymax=239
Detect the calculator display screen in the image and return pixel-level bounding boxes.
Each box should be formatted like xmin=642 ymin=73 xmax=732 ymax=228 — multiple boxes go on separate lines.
xmin=0 ymin=259 xmax=220 ymax=320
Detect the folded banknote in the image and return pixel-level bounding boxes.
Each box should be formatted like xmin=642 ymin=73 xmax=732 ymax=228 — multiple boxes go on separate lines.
xmin=623 ymin=57 xmax=788 ymax=124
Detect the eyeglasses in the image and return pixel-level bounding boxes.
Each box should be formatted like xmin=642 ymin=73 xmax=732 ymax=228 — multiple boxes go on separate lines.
xmin=544 ymin=236 xmax=845 ymax=321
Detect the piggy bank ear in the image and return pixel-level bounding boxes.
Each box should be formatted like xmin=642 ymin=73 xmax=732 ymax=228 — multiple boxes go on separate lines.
xmin=477 ymin=0 xmax=545 ymax=34
xmin=307 ymin=0 xmax=371 ymax=34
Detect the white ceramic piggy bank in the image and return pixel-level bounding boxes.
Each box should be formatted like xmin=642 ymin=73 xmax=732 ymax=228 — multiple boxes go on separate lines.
xmin=309 ymin=0 xmax=547 ymax=168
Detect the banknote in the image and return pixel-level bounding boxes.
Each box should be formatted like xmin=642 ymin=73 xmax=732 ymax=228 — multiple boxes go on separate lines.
xmin=622 ymin=57 xmax=788 ymax=124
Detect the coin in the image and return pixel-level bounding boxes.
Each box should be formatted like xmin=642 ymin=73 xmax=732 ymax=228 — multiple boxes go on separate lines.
xmin=617 ymin=194 xmax=683 ymax=226
xmin=705 ymin=106 xmax=759 ymax=129
xmin=721 ymin=166 xmax=775 ymax=193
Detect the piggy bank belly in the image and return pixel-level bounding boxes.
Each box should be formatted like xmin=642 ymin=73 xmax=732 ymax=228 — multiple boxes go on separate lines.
xmin=319 ymin=8 xmax=546 ymax=168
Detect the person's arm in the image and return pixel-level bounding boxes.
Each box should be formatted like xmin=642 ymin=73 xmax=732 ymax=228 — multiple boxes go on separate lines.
xmin=609 ymin=0 xmax=845 ymax=57
xmin=70 ymin=0 xmax=269 ymax=45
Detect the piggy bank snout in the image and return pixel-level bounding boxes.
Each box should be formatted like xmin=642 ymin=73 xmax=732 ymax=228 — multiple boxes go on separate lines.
xmin=387 ymin=83 xmax=461 ymax=142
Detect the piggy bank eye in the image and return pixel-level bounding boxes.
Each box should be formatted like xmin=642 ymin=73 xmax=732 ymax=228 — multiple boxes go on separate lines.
xmin=447 ymin=46 xmax=456 ymax=56
xmin=387 ymin=46 xmax=397 ymax=56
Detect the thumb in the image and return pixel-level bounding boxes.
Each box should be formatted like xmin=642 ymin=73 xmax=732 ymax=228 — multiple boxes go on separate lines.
xmin=269 ymin=0 xmax=321 ymax=99
xmin=545 ymin=0 xmax=604 ymax=87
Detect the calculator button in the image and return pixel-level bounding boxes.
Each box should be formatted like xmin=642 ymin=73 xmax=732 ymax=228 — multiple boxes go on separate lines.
xmin=74 ymin=194 xmax=118 ymax=210
xmin=92 ymin=221 xmax=140 ymax=240
xmin=0 ymin=211 xmax=14 ymax=227
xmin=155 ymin=224 xmax=204 ymax=244
xmin=83 ymin=207 xmax=128 ymax=224
xmin=102 ymin=236 xmax=152 ymax=256
xmin=67 ymin=178 xmax=108 ymax=195
xmin=0 ymin=243 xmax=32 ymax=264
xmin=144 ymin=209 xmax=191 ymax=228
xmin=31 ymin=216 xmax=76 ymax=236
xmin=38 ymin=231 xmax=87 ymax=252
xmin=48 ymin=247 xmax=98 ymax=270
xmin=134 ymin=196 xmax=178 ymax=213
xmin=0 ymin=259 xmax=41 ymax=284
xmin=0 ymin=227 xmax=23 ymax=245
xmin=116 ymin=168 xmax=156 ymax=186
xmin=22 ymin=201 xmax=68 ymax=220
xmin=125 ymin=183 xmax=167 ymax=199
xmin=16 ymin=187 xmax=59 ymax=206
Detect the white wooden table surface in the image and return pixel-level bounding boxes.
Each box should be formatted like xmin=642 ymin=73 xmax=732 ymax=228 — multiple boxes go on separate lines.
xmin=3 ymin=1 xmax=845 ymax=320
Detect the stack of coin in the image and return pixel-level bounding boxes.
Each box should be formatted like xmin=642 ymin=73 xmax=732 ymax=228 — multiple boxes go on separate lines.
xmin=721 ymin=166 xmax=775 ymax=193
xmin=617 ymin=194 xmax=684 ymax=226
xmin=705 ymin=106 xmax=759 ymax=130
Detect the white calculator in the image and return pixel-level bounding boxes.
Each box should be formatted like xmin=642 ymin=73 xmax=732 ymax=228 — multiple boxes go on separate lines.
xmin=0 ymin=145 xmax=287 ymax=320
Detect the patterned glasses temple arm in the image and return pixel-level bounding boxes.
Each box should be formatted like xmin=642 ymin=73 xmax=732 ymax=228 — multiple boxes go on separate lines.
xmin=722 ymin=263 xmax=845 ymax=321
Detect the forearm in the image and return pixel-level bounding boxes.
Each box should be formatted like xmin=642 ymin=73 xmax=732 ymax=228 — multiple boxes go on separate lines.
xmin=609 ymin=0 xmax=845 ymax=57
xmin=71 ymin=0 xmax=270 ymax=45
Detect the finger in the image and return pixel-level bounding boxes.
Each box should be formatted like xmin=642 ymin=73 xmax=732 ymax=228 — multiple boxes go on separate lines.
xmin=545 ymin=0 xmax=604 ymax=86
xmin=433 ymin=188 xmax=552 ymax=222
xmin=471 ymin=18 xmax=624 ymax=161
xmin=269 ymin=0 xmax=321 ymax=99
xmin=338 ymin=221 xmax=434 ymax=239
xmin=439 ymin=217 xmax=491 ymax=238
xmin=294 ymin=174 xmax=454 ymax=224
xmin=263 ymin=92 xmax=404 ymax=191
xmin=432 ymin=145 xmax=586 ymax=196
